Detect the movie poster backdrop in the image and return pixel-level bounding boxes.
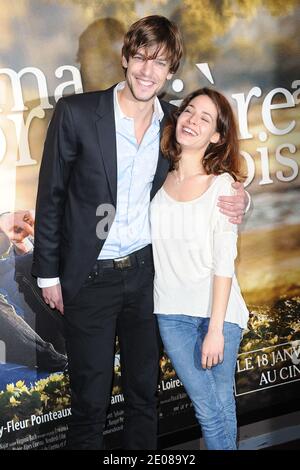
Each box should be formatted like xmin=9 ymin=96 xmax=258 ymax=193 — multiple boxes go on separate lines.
xmin=0 ymin=0 xmax=299 ymax=449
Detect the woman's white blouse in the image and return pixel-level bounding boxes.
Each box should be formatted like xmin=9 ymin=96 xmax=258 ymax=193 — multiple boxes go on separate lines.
xmin=150 ymin=173 xmax=249 ymax=329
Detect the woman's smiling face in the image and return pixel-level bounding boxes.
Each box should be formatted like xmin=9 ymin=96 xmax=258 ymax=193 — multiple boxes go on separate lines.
xmin=176 ymin=94 xmax=220 ymax=152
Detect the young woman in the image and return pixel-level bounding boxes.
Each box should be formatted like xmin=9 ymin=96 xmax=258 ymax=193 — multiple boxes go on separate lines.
xmin=150 ymin=88 xmax=249 ymax=450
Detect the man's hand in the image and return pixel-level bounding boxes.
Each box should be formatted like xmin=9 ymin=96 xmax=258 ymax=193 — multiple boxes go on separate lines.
xmin=0 ymin=210 xmax=35 ymax=252
xmin=217 ymin=181 xmax=249 ymax=225
xmin=42 ymin=284 xmax=64 ymax=315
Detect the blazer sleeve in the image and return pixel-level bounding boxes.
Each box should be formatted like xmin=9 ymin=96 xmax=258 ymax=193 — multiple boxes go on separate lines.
xmin=32 ymin=98 xmax=78 ymax=278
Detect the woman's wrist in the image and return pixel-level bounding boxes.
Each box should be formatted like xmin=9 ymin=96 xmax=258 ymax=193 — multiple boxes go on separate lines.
xmin=208 ymin=319 xmax=225 ymax=333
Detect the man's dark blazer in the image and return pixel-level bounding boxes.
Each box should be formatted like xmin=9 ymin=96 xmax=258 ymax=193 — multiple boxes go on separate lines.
xmin=32 ymin=85 xmax=175 ymax=303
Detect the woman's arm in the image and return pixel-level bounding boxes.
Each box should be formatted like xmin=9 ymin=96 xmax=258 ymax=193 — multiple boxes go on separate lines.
xmin=201 ymin=275 xmax=232 ymax=369
xmin=201 ymin=174 xmax=238 ymax=369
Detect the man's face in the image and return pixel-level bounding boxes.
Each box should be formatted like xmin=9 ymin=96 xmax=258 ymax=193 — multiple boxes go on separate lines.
xmin=122 ymin=45 xmax=173 ymax=102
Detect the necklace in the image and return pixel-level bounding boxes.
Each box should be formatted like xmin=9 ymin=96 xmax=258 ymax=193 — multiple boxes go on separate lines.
xmin=173 ymin=170 xmax=207 ymax=185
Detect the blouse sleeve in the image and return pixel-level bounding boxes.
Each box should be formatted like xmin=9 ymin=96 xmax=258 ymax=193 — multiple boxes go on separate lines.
xmin=212 ymin=174 xmax=238 ymax=278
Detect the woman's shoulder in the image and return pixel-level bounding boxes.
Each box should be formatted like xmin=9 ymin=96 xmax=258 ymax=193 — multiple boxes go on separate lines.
xmin=216 ymin=172 xmax=235 ymax=183
xmin=214 ymin=173 xmax=236 ymax=195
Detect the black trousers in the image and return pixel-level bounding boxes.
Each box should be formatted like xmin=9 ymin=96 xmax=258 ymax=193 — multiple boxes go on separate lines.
xmin=64 ymin=245 xmax=160 ymax=450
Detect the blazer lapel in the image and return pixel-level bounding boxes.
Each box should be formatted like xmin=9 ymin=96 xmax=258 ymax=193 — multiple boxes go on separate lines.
xmin=95 ymin=86 xmax=117 ymax=206
xmin=94 ymin=88 xmax=173 ymax=204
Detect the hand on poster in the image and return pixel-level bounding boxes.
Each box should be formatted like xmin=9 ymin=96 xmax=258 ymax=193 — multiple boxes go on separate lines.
xmin=0 ymin=210 xmax=35 ymax=254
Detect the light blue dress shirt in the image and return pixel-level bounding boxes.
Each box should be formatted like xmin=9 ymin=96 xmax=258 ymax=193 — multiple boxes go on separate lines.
xmin=99 ymin=82 xmax=164 ymax=259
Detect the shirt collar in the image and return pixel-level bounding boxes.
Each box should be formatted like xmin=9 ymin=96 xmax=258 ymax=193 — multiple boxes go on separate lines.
xmin=114 ymin=81 xmax=164 ymax=122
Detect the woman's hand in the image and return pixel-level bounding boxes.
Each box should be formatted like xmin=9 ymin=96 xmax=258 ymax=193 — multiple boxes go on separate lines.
xmin=201 ymin=329 xmax=224 ymax=369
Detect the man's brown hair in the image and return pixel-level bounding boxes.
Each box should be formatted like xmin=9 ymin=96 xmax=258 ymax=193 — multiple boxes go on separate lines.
xmin=122 ymin=15 xmax=183 ymax=74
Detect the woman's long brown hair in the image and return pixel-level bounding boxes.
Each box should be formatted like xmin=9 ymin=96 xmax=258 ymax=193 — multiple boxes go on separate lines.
xmin=161 ymin=87 xmax=244 ymax=181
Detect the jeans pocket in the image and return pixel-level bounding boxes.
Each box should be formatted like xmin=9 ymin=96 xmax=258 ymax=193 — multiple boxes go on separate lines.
xmin=139 ymin=258 xmax=155 ymax=276
xmin=82 ymin=267 xmax=103 ymax=286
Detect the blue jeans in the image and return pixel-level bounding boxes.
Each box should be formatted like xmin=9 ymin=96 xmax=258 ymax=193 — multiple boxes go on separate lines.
xmin=157 ymin=315 xmax=242 ymax=450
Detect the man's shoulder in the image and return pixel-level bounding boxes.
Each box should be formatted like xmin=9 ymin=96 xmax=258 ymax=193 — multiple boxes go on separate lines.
xmin=56 ymin=87 xmax=114 ymax=118
xmin=58 ymin=85 xmax=115 ymax=112
xmin=63 ymin=90 xmax=102 ymax=104
xmin=159 ymin=98 xmax=177 ymax=115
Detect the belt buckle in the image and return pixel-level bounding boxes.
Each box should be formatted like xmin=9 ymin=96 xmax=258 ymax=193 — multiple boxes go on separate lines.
xmin=113 ymin=255 xmax=131 ymax=269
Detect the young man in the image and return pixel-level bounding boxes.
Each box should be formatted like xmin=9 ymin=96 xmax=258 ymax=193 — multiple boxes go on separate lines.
xmin=32 ymin=15 xmax=248 ymax=450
